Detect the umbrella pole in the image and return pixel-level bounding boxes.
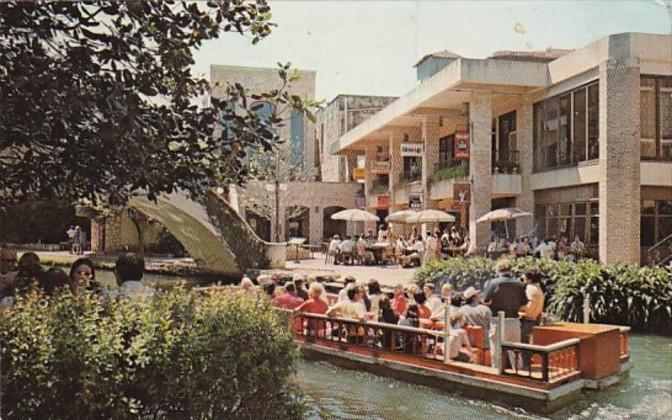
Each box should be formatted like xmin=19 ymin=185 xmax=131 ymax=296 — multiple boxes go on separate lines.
xmin=505 ymin=221 xmax=510 ymax=241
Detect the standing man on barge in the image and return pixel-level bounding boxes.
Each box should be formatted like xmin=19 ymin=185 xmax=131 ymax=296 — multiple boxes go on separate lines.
xmin=481 ymin=259 xmax=527 ymax=370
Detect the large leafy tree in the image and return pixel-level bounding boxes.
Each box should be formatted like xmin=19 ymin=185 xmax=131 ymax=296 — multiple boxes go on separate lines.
xmin=0 ymin=0 xmax=314 ymax=207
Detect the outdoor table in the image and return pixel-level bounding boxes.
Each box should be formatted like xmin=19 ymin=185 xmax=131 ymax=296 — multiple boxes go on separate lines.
xmin=366 ymin=242 xmax=389 ymax=265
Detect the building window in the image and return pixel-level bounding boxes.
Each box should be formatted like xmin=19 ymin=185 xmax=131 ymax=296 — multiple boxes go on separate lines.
xmin=641 ymin=76 xmax=672 ymax=161
xmin=534 ymin=200 xmax=599 ymax=245
xmin=290 ymin=109 xmax=304 ymax=164
xmin=533 ymin=82 xmax=599 ymax=171
xmin=438 ymin=134 xmax=455 ymax=168
xmin=641 ymin=199 xmax=672 ymax=247
xmin=402 ymin=156 xmax=421 ymax=182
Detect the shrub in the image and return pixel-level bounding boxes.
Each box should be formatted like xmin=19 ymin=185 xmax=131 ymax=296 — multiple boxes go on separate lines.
xmin=0 ymin=288 xmax=304 ymax=419
xmin=415 ymin=257 xmax=672 ymax=333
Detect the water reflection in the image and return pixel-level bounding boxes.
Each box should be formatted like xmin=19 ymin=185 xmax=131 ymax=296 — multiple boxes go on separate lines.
xmin=296 ymin=335 xmax=672 ymax=420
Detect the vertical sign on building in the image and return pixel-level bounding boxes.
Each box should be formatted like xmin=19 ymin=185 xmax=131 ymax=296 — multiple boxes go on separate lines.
xmin=454 ymin=131 xmax=470 ymax=160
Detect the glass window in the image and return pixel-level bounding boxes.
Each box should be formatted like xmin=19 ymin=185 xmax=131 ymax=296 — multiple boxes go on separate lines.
xmin=660 ymin=217 xmax=672 ymax=241
xmin=640 ymin=79 xmax=656 ymax=140
xmin=559 ymin=203 xmax=572 ymax=216
xmin=574 ymin=202 xmax=587 ymax=215
xmin=590 ymin=202 xmax=599 ymax=216
xmin=660 ymin=79 xmax=672 ymax=159
xmin=559 ymin=94 xmax=572 ymax=165
xmin=573 ymin=88 xmax=587 ymax=163
xmin=590 ymin=217 xmax=599 ymax=245
xmin=439 ymin=135 xmax=454 ymax=168
xmin=660 ymin=200 xmax=672 ymax=215
xmin=290 ymin=109 xmax=304 ymax=164
xmin=587 ymin=83 xmax=599 ymax=160
xmin=640 ymin=217 xmax=656 ymax=247
xmin=498 ymin=111 xmax=516 ymax=161
xmin=573 ymin=217 xmax=587 ymax=242
xmin=641 ymin=200 xmax=656 ymax=215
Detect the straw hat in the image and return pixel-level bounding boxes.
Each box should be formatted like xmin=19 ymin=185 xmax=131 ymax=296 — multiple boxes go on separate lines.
xmin=463 ymin=286 xmax=480 ymax=300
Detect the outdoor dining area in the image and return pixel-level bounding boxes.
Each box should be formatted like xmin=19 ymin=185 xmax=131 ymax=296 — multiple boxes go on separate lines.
xmin=321 ymin=206 xmax=588 ymax=266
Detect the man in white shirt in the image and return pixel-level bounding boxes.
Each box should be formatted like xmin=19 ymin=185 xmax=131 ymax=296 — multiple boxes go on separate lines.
xmin=424 ymin=232 xmax=438 ymax=265
xmin=111 ymin=253 xmax=154 ymax=298
xmin=423 ymin=283 xmax=442 ymax=315
xmin=535 ymin=239 xmax=555 ymax=259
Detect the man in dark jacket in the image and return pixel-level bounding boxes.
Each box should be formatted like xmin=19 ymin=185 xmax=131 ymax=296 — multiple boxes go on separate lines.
xmin=482 ymin=259 xmax=527 ymax=370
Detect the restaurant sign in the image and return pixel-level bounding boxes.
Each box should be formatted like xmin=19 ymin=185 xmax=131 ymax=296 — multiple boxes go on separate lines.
xmin=372 ymin=145 xmax=391 ymax=172
xmin=454 ymin=131 xmax=470 ymax=160
xmin=352 ymin=167 xmax=366 ymax=181
xmin=453 ymin=182 xmax=470 ymax=202
xmin=400 ymin=142 xmax=423 ymax=157
xmin=409 ymin=193 xmax=422 ymax=209
xmin=376 ymin=194 xmax=391 ymax=209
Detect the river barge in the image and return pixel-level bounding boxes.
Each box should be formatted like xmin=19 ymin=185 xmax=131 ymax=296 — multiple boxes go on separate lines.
xmin=282 ymin=306 xmax=631 ymax=414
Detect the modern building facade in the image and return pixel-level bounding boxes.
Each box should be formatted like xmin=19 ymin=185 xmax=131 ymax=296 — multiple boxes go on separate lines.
xmin=332 ymin=33 xmax=672 ymax=265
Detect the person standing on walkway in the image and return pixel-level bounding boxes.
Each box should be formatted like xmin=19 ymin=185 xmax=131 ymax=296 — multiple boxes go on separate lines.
xmin=424 ymin=231 xmax=438 ymax=265
xmin=66 ymin=226 xmax=76 ymax=254
xmin=519 ymin=269 xmax=545 ymax=369
xmin=481 ymin=259 xmax=528 ymax=370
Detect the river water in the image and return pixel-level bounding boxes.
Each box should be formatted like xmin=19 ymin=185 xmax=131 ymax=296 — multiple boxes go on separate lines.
xmin=97 ymin=272 xmax=671 ymax=419
xmin=296 ymin=335 xmax=671 ymax=420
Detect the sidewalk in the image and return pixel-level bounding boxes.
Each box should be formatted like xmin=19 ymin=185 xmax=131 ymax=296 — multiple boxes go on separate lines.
xmin=281 ymin=253 xmax=419 ymax=287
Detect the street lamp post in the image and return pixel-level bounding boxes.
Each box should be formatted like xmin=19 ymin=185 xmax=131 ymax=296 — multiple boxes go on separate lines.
xmin=275 ymin=177 xmax=280 ymax=242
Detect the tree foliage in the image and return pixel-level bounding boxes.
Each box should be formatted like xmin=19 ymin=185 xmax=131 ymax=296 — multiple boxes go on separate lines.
xmin=0 ymin=1 xmax=316 ymax=207
xmin=0 ymin=288 xmax=304 ymax=419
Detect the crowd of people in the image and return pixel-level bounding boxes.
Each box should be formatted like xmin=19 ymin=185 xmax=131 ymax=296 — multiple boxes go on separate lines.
xmin=0 ymin=248 xmax=153 ymax=309
xmin=327 ymin=225 xmax=469 ymax=268
xmin=487 ymin=233 xmax=587 ymax=261
xmin=250 ymin=258 xmax=545 ymax=369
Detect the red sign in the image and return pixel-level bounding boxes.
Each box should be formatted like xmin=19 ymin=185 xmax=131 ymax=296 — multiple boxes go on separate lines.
xmin=376 ymin=195 xmax=390 ymax=209
xmin=454 ymin=131 xmax=470 ymax=160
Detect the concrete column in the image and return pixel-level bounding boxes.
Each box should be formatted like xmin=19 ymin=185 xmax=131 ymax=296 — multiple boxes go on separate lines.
xmin=389 ymin=131 xmax=402 ymax=208
xmin=468 ymin=94 xmax=493 ymax=252
xmin=364 ymin=146 xmax=378 ymax=232
xmin=309 ymin=206 xmax=323 ymax=245
xmin=598 ymin=59 xmax=641 ymax=265
xmin=516 ymin=98 xmax=535 ymax=237
xmin=422 ymin=118 xmax=441 ymax=209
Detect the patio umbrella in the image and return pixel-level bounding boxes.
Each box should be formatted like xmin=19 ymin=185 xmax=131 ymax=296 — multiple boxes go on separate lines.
xmin=330 ymin=209 xmax=380 ymax=222
xmin=476 ymin=207 xmax=533 ymax=240
xmin=385 ymin=209 xmax=417 ymax=223
xmin=405 ymin=209 xmax=456 ymax=224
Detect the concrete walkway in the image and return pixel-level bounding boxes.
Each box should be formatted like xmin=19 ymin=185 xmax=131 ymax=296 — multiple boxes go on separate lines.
xmin=283 ymin=253 xmax=419 ymax=287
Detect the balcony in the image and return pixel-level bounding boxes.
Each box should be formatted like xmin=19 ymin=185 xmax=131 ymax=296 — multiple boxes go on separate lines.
xmin=428 ymin=163 xmax=469 ymax=200
xmin=492 ymin=150 xmax=520 ymax=174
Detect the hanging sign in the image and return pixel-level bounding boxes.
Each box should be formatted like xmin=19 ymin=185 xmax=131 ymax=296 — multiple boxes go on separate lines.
xmin=352 ymin=167 xmax=366 ymax=181
xmin=454 ymin=131 xmax=470 ymax=160
xmin=400 ymin=143 xmax=423 ymax=157
xmin=453 ymin=182 xmax=471 ymax=202
xmin=376 ymin=195 xmax=391 ymax=209
xmin=372 ymin=145 xmax=391 ymax=172
xmin=409 ymin=193 xmax=422 ymax=209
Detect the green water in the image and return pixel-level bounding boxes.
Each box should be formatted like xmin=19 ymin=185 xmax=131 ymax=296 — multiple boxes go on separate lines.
xmin=99 ymin=272 xmax=671 ymax=419
xmin=296 ymin=335 xmax=672 ymax=419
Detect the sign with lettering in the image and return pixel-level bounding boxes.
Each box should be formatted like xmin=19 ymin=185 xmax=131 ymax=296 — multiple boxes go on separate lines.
xmin=372 ymin=145 xmax=391 ymax=172
xmin=352 ymin=167 xmax=366 ymax=181
xmin=454 ymin=131 xmax=470 ymax=160
xmin=376 ymin=195 xmax=390 ymax=209
xmin=409 ymin=193 xmax=422 ymax=209
xmin=400 ymin=142 xmax=423 ymax=157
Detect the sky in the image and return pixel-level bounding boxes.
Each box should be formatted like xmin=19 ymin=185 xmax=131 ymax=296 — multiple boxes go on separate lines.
xmin=191 ymin=0 xmax=671 ymax=102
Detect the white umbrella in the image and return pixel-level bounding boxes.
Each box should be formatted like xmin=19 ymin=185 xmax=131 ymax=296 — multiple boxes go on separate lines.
xmin=405 ymin=209 xmax=456 ymax=224
xmin=330 ymin=209 xmax=380 ymax=222
xmin=385 ymin=209 xmax=417 ymax=223
xmin=476 ymin=208 xmax=533 ymax=224
xmin=476 ymin=207 xmax=533 ymax=240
